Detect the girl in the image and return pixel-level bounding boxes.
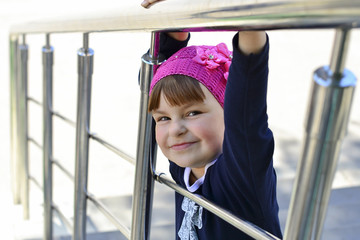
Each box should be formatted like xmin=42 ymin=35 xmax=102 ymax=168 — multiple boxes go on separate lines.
xmin=143 ymin=2 xmax=282 ymax=239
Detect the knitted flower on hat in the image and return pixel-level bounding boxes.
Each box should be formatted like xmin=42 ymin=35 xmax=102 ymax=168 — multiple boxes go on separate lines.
xmin=150 ymin=43 xmax=233 ymax=108
xmin=192 ymin=43 xmax=232 ymax=80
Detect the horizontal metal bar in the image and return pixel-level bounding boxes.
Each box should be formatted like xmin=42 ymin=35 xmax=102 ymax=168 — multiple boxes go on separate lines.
xmin=9 ymin=0 xmax=360 ymax=34
xmin=28 ymin=137 xmax=43 ymax=149
xmin=52 ymin=204 xmax=73 ymax=234
xmin=86 ymin=192 xmax=131 ymax=239
xmin=89 ymin=133 xmax=135 ymax=165
xmin=155 ymin=172 xmax=280 ymax=240
xmin=27 ymin=96 xmax=42 ymax=106
xmin=51 ymin=110 xmax=76 ymax=127
xmin=51 ymin=158 xmax=75 ymax=182
xmin=29 ymin=175 xmax=43 ymax=190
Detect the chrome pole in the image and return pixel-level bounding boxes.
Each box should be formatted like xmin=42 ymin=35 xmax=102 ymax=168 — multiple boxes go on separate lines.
xmin=73 ymin=33 xmax=94 ymax=240
xmin=18 ymin=34 xmax=30 ymax=219
xmin=43 ymin=33 xmax=54 ymax=240
xmin=130 ymin=32 xmax=163 ymax=240
xmin=312 ymin=28 xmax=355 ymax=240
xmin=9 ymin=34 xmax=21 ymax=204
xmin=284 ymin=28 xmax=356 ymax=240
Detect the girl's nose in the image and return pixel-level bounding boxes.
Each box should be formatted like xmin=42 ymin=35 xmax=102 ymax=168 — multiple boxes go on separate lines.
xmin=169 ymin=119 xmax=187 ymax=137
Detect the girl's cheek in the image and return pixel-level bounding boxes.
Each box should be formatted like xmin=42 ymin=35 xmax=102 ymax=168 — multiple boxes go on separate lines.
xmin=155 ymin=126 xmax=166 ymax=145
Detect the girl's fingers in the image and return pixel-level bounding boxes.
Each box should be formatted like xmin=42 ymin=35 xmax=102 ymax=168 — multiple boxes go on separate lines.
xmin=141 ymin=0 xmax=165 ymax=8
xmin=141 ymin=0 xmax=150 ymax=8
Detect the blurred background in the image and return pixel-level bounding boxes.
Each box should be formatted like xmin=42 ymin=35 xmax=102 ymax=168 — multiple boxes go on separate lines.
xmin=1 ymin=1 xmax=360 ymax=239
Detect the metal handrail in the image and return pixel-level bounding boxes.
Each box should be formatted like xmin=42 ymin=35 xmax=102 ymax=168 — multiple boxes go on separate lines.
xmin=87 ymin=192 xmax=131 ymax=239
xmin=52 ymin=156 xmax=131 ymax=237
xmin=26 ymin=96 xmax=77 ymax=128
xmin=89 ymin=133 xmax=136 ymax=165
xmin=53 ymin=204 xmax=73 ymax=234
xmin=9 ymin=0 xmax=360 ymax=35
xmin=51 ymin=110 xmax=76 ymax=127
xmin=29 ymin=175 xmax=43 ymax=190
xmin=27 ymin=96 xmax=42 ymax=106
xmin=51 ymin=158 xmax=75 ymax=182
xmin=28 ymin=137 xmax=43 ymax=149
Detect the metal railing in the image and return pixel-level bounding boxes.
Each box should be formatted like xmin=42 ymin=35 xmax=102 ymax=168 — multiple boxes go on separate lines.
xmin=9 ymin=0 xmax=360 ymax=239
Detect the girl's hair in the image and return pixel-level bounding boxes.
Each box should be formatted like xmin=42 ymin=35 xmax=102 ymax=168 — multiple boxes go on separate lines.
xmin=148 ymin=74 xmax=205 ymax=112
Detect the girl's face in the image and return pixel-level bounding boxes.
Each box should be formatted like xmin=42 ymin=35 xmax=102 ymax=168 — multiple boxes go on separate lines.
xmin=152 ymin=84 xmax=224 ymax=177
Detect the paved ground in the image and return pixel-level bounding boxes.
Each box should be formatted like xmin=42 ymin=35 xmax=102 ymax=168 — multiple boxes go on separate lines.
xmin=1 ymin=1 xmax=360 ymax=239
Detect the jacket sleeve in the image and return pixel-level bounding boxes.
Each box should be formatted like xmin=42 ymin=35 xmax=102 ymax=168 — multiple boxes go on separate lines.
xmin=215 ymin=32 xmax=277 ymax=219
xmin=158 ymin=32 xmax=190 ymax=59
xmin=140 ymin=32 xmax=190 ymax=85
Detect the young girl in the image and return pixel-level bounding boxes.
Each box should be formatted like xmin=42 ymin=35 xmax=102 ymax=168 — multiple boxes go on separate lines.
xmin=142 ymin=3 xmax=282 ymax=240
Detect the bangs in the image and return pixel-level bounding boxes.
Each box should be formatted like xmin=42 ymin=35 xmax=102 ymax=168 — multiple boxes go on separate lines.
xmin=148 ymin=75 xmax=205 ymax=112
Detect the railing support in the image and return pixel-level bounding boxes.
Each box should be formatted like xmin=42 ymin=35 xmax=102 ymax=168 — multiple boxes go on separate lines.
xmin=73 ymin=33 xmax=94 ymax=240
xmin=43 ymin=33 xmax=54 ymax=240
xmin=130 ymin=32 xmax=163 ymax=240
xmin=284 ymin=28 xmax=356 ymax=240
xmin=18 ymin=34 xmax=30 ymax=219
xmin=9 ymin=34 xmax=21 ymax=205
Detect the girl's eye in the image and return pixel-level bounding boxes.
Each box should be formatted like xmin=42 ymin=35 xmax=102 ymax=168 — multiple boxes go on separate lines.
xmin=187 ymin=111 xmax=201 ymax=117
xmin=157 ymin=116 xmax=170 ymax=122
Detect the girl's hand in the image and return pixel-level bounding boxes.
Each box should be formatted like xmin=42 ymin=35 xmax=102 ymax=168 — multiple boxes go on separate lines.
xmin=166 ymin=32 xmax=189 ymax=41
xmin=140 ymin=0 xmax=188 ymax=41
xmin=238 ymin=31 xmax=266 ymax=56
xmin=141 ymin=0 xmax=165 ymax=8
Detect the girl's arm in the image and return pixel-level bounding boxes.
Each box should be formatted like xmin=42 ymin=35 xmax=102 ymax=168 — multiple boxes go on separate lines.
xmin=219 ymin=31 xmax=276 ymax=222
xmin=157 ymin=32 xmax=190 ymax=59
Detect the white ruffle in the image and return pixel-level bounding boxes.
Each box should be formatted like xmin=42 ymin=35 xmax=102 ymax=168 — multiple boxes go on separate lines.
xmin=178 ymin=197 xmax=203 ymax=240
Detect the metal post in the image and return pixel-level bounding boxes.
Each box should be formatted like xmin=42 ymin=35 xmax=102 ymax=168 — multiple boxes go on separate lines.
xmin=284 ymin=28 xmax=356 ymax=240
xmin=9 ymin=34 xmax=21 ymax=204
xmin=43 ymin=33 xmax=54 ymax=240
xmin=73 ymin=33 xmax=94 ymax=240
xmin=18 ymin=34 xmax=30 ymax=219
xmin=130 ymin=32 xmax=163 ymax=240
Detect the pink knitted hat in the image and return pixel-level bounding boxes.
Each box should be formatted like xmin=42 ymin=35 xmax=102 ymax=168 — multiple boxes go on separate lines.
xmin=150 ymin=43 xmax=233 ymax=107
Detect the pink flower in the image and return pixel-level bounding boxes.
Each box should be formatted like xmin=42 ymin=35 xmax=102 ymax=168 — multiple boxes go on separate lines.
xmin=192 ymin=43 xmax=233 ymax=80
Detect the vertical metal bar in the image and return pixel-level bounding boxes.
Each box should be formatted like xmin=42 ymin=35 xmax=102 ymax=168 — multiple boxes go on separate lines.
xmin=43 ymin=33 xmax=54 ymax=240
xmin=9 ymin=34 xmax=21 ymax=204
xmin=18 ymin=34 xmax=30 ymax=219
xmin=329 ymin=28 xmax=349 ymax=77
xmin=284 ymin=28 xmax=356 ymax=240
xmin=130 ymin=32 xmax=163 ymax=240
xmin=73 ymin=32 xmax=94 ymax=240
xmin=312 ymin=28 xmax=353 ymax=240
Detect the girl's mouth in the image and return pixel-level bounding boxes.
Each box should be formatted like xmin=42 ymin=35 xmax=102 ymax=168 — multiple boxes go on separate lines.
xmin=170 ymin=142 xmax=195 ymax=151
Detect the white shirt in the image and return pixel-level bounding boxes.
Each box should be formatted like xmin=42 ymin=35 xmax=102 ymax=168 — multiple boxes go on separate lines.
xmin=183 ymin=159 xmax=218 ymax=193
